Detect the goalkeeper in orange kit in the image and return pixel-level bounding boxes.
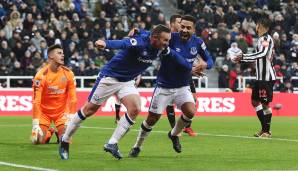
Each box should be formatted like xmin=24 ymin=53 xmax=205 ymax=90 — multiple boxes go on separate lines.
xmin=31 ymin=44 xmax=77 ymax=144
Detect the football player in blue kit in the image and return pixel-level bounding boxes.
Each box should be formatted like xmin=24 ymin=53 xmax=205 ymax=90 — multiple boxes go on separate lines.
xmin=128 ymin=15 xmax=213 ymax=157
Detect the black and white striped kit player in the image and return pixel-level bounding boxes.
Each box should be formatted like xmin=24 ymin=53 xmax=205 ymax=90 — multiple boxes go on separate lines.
xmin=241 ymin=33 xmax=276 ymax=105
xmin=242 ymin=33 xmax=276 ymax=81
xmin=238 ymin=14 xmax=275 ymax=138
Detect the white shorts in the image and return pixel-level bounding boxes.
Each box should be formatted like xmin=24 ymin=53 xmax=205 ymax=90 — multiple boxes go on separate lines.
xmin=149 ymin=86 xmax=195 ymax=114
xmin=88 ymin=76 xmax=139 ymax=105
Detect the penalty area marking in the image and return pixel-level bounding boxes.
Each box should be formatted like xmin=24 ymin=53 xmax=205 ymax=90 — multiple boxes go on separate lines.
xmin=80 ymin=126 xmax=298 ymax=143
xmin=0 ymin=161 xmax=58 ymax=171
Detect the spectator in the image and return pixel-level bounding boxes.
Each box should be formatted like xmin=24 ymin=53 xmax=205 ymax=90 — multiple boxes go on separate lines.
xmin=207 ymin=32 xmax=224 ymax=59
xmin=227 ymin=42 xmax=242 ymax=60
xmin=8 ymin=29 xmax=21 ymax=49
xmin=224 ymin=6 xmax=238 ymax=29
xmin=280 ymin=80 xmax=294 ymax=93
xmin=236 ymin=34 xmax=248 ymax=53
xmin=10 ymin=61 xmax=25 ymax=87
xmin=102 ymin=0 xmax=117 ymax=19
xmin=85 ymin=61 xmax=99 ymax=76
xmin=23 ymin=13 xmax=34 ymax=32
xmin=242 ymin=15 xmax=256 ymax=36
xmin=229 ymin=64 xmax=242 ymax=91
xmin=218 ymin=64 xmax=229 ymax=88
xmin=289 ymin=34 xmax=298 ymax=63
xmin=3 ymin=10 xmax=23 ymax=39
xmin=289 ymin=62 xmax=298 ymax=87
xmin=31 ymin=30 xmax=45 ymax=51
xmin=0 ymin=40 xmax=11 ymax=57
xmin=101 ymin=21 xmax=115 ymax=40
xmin=31 ymin=51 xmax=44 ymax=69
xmin=21 ymin=50 xmax=32 ymax=70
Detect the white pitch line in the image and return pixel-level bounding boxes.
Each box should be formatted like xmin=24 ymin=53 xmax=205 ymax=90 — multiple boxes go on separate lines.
xmin=0 ymin=161 xmax=58 ymax=171
xmin=1 ymin=124 xmax=298 ymax=143
xmin=80 ymin=126 xmax=298 ymax=143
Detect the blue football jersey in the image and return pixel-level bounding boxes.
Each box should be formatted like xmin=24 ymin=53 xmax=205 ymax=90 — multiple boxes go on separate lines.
xmin=100 ymin=34 xmax=161 ymax=81
xmin=157 ymin=32 xmax=214 ymax=88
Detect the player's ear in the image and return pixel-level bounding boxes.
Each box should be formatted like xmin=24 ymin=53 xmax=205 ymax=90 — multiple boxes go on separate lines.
xmin=47 ymin=51 xmax=54 ymax=60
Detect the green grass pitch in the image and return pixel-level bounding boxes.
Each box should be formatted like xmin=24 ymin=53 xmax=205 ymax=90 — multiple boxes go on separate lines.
xmin=0 ymin=116 xmax=298 ymax=171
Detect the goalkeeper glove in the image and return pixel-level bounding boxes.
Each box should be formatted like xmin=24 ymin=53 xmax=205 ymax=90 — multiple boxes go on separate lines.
xmin=31 ymin=119 xmax=44 ymax=144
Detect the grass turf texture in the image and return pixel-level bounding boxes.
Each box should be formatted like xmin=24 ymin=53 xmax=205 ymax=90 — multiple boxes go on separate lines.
xmin=0 ymin=116 xmax=298 ymax=171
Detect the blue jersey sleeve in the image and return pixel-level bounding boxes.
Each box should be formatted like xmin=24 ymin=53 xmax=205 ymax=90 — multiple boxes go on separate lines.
xmin=197 ymin=39 xmax=214 ymax=69
xmin=138 ymin=28 xmax=150 ymax=36
xmin=105 ymin=37 xmax=143 ymax=49
xmin=165 ymin=48 xmax=192 ymax=71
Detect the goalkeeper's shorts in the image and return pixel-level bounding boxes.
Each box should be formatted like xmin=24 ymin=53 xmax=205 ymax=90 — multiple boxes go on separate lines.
xmin=39 ymin=112 xmax=67 ymax=128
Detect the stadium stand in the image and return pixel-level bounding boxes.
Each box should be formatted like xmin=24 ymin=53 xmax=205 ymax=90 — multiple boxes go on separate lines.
xmin=0 ymin=0 xmax=297 ymax=91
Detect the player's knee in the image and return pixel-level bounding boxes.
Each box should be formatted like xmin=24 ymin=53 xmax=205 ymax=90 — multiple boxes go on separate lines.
xmin=82 ymin=103 xmax=100 ymax=117
xmin=32 ymin=134 xmax=45 ymax=145
xmin=263 ymin=108 xmax=272 ymax=115
xmin=181 ymin=103 xmax=196 ymax=119
xmin=128 ymin=106 xmax=141 ymax=116
xmin=183 ymin=112 xmax=194 ymax=120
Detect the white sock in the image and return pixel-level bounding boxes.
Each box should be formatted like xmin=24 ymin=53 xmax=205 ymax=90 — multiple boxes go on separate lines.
xmin=108 ymin=113 xmax=134 ymax=144
xmin=62 ymin=109 xmax=86 ymax=142
xmin=171 ymin=114 xmax=192 ymax=136
xmin=133 ymin=121 xmax=152 ymax=148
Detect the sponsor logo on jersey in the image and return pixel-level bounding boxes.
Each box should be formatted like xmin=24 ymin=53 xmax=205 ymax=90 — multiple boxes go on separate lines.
xmin=137 ymin=57 xmax=154 ymax=63
xmin=48 ymin=86 xmax=65 ymax=94
xmin=186 ymin=58 xmax=196 ymax=62
xmin=175 ymin=48 xmax=181 ymax=52
xmin=190 ymin=47 xmax=197 ymax=55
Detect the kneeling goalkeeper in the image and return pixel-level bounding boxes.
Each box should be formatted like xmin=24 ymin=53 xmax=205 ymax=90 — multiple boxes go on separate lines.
xmin=31 ymin=44 xmax=77 ymax=144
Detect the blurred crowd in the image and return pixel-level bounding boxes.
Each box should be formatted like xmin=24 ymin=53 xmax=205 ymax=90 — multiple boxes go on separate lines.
xmin=0 ymin=0 xmax=297 ymax=91
xmin=176 ymin=0 xmax=298 ymax=92
xmin=0 ymin=0 xmax=166 ymax=87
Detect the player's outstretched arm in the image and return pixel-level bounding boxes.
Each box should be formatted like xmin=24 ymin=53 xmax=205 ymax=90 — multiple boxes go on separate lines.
xmin=197 ymin=40 xmax=214 ymax=69
xmin=127 ymin=28 xmax=150 ymax=37
xmin=162 ymin=47 xmax=192 ymax=71
xmin=97 ymin=37 xmax=142 ymax=50
xmin=242 ymin=37 xmax=272 ymax=61
xmin=95 ymin=39 xmax=106 ymax=50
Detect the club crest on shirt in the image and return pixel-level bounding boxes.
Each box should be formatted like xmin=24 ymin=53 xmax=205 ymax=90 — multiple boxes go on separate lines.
xmin=190 ymin=47 xmax=197 ymax=55
xmin=60 ymin=76 xmax=67 ymax=83
xmin=130 ymin=38 xmax=137 ymax=46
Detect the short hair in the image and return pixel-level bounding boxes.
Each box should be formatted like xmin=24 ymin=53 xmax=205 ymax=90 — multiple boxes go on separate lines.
xmin=151 ymin=24 xmax=171 ymax=37
xmin=181 ymin=15 xmax=196 ymax=25
xmin=47 ymin=44 xmax=63 ymax=54
xmin=170 ymin=14 xmax=182 ymax=24
xmin=256 ymin=13 xmax=271 ymax=29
